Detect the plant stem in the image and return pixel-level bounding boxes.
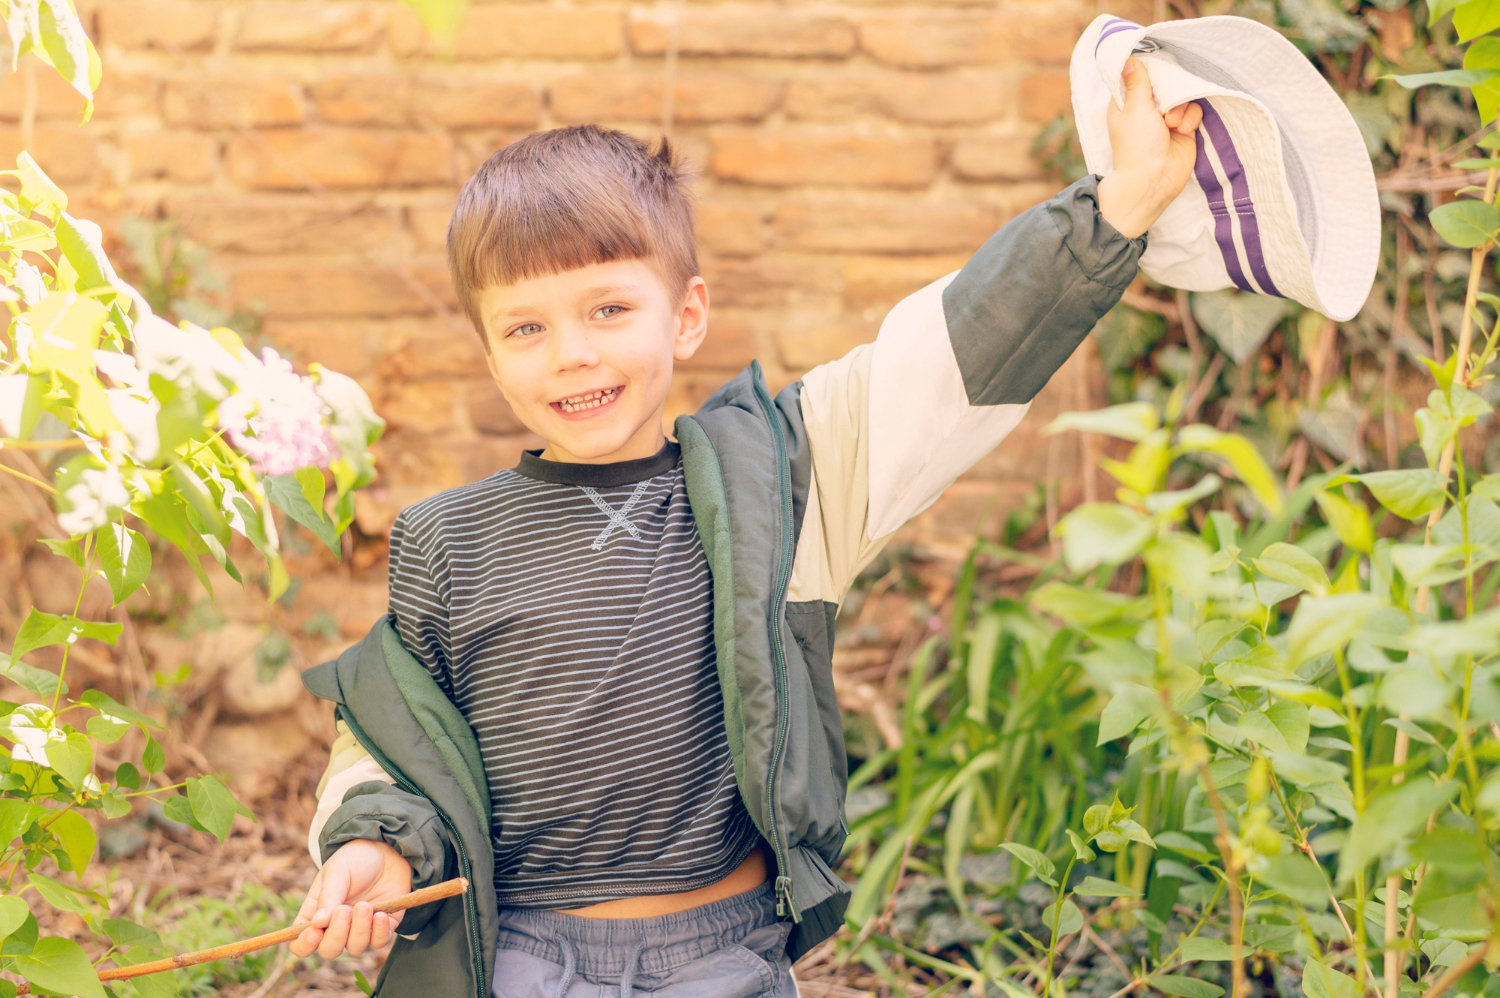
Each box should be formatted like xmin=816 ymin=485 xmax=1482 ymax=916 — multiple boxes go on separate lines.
xmin=0 ymin=462 xmax=56 ymax=494
xmin=1042 ymin=856 xmax=1079 ymax=998
xmin=1417 ymin=948 xmax=1486 ymax=998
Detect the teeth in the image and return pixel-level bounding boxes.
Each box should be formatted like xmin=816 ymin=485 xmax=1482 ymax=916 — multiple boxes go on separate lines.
xmin=558 ymin=387 xmax=619 ymax=413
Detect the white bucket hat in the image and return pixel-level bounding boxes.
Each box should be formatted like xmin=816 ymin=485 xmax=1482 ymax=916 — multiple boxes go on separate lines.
xmin=1069 ymin=14 xmax=1381 ymax=322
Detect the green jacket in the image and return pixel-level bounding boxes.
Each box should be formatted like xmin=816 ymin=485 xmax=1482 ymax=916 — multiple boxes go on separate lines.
xmin=300 ymin=174 xmax=1143 ymax=998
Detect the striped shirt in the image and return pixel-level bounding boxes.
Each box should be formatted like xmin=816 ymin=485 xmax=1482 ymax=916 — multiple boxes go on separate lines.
xmin=386 ymin=441 xmax=759 ymax=908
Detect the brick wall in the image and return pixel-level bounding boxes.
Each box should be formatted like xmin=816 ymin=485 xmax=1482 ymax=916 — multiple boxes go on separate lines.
xmin=4 ymin=0 xmax=1151 ymax=551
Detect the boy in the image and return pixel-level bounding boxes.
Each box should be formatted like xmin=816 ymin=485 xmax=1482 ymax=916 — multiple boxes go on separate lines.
xmin=290 ymin=59 xmax=1201 ymax=997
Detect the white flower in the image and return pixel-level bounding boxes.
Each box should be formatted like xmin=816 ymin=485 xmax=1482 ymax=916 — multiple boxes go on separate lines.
xmin=0 ymin=373 xmax=25 ymax=438
xmin=94 ymin=349 xmax=144 ymax=390
xmin=13 ymin=261 xmax=46 ymax=308
xmin=57 ymin=463 xmax=129 ymax=536
xmin=132 ymin=315 xmax=242 ymax=401
xmin=219 ymin=347 xmax=336 ymax=476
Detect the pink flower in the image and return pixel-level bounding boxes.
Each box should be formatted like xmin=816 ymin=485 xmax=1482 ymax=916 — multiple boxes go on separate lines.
xmin=219 ymin=348 xmax=337 ymax=476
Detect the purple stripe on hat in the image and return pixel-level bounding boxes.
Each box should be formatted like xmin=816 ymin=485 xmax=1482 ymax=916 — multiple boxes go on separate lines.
xmin=1192 ymin=127 xmax=1254 ymax=293
xmin=1095 ymin=18 xmax=1141 ymax=51
xmin=1196 ymin=99 xmax=1284 ymax=298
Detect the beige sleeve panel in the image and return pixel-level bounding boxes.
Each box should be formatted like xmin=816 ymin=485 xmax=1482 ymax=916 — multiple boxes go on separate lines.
xmin=307 ymin=719 xmax=396 ymax=868
xmin=789 ymin=343 xmax=899 ymax=607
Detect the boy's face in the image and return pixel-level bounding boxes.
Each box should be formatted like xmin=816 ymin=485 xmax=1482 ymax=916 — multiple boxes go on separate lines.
xmin=479 ymin=259 xmax=709 ymax=465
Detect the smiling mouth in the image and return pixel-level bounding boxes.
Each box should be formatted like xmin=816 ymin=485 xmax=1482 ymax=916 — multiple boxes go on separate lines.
xmin=552 ymin=386 xmax=623 ymax=414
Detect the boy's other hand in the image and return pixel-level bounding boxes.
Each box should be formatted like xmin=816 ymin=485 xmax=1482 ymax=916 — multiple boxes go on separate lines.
xmin=290 ymin=839 xmax=412 ymax=960
xmin=1097 ymin=57 xmax=1204 ymax=240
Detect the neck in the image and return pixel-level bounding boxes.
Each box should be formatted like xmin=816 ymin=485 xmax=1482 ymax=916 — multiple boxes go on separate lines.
xmin=540 ymin=425 xmax=667 ymax=465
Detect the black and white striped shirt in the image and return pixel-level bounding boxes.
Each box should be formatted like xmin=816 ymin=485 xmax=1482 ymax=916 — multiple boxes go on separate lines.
xmin=386 ymin=441 xmax=759 ymax=908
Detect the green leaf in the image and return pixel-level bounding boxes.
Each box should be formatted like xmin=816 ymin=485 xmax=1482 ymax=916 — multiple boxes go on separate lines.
xmin=1257 ymin=852 xmax=1330 ymax=907
xmin=1302 ymin=959 xmax=1359 ymax=998
xmin=1428 ymin=0 xmax=1467 ymax=27
xmin=1155 ymin=831 xmax=1216 ymax=862
xmin=1430 ymin=198 xmax=1500 ymax=248
xmin=1285 ymin=593 xmax=1381 ymax=666
xmin=1252 ymin=542 xmax=1330 ymax=596
xmin=1389 ymin=543 xmax=1468 ymax=587
xmin=113 ymin=761 xmax=140 ymax=790
xmin=1175 ymin=425 xmax=1283 ymax=514
xmin=1065 ymin=829 xmax=1096 ymax=862
xmin=1189 ymin=289 xmax=1288 ymax=364
xmin=0 ymin=653 xmax=65 ymax=699
xmin=54 ymin=213 xmax=117 ymax=294
xmin=1055 ymin=503 xmax=1152 ymax=573
xmin=1151 ymin=975 xmax=1223 ymax=998
xmin=999 ymin=842 xmax=1057 ymax=887
xmin=1384 ymin=717 xmax=1439 ymax=746
xmin=102 ymin=917 xmax=161 ymax=949
xmin=96 ymin=523 xmax=150 ymax=605
xmin=161 ymin=794 xmax=207 ymax=834
xmin=186 ymin=775 xmax=244 ymax=842
xmin=1031 ymin=582 xmax=1141 ymax=628
xmin=37 ymin=537 xmax=83 ymax=569
xmin=1329 ymin=469 xmax=1448 ymax=520
xmin=1313 ymin=490 xmax=1373 ymax=554
xmin=1267 ymin=751 xmax=1348 ymax=788
xmin=0 ymin=800 xmax=41 ymax=848
xmin=0 ymin=897 xmax=30 ymax=943
xmin=1045 ymin=402 xmax=1160 ymax=442
xmin=1075 ymin=876 xmax=1138 ymax=897
xmin=1455 ymin=0 xmax=1500 ymax=40
xmin=11 ymin=935 xmax=106 ymax=998
xmin=1266 ymin=701 xmax=1310 ymax=755
xmin=1179 ymin=936 xmax=1233 ymax=961
xmin=1338 ymin=779 xmax=1460 ymax=885
xmin=1098 ymin=684 xmax=1158 ymax=745
xmin=141 ymin=735 xmax=163 ymax=776
xmin=26 ymin=873 xmax=89 ymax=916
xmin=79 ymin=689 xmax=159 ymax=730
xmin=46 ymin=731 xmax=91 ymax=789
xmin=264 ymin=474 xmax=339 ymax=554
xmin=1041 ymin=898 xmax=1083 ymax=940
xmin=47 ymin=810 xmax=94 ymax=878
xmin=15 ymin=152 xmax=65 ymax=222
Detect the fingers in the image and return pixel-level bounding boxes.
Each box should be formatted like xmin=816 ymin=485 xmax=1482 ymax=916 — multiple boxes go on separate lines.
xmin=1174 ymin=101 xmax=1204 ymax=136
xmin=371 ymin=911 xmax=393 ymax=951
xmin=345 ymin=902 xmax=376 ymax=956
xmin=1121 ymin=57 xmax=1154 ymax=104
xmin=318 ymin=905 xmax=355 ymax=960
xmin=289 ymin=905 xmax=333 ymax=959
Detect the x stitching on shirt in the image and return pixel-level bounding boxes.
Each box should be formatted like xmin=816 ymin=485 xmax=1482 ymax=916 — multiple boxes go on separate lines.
xmin=580 ymin=481 xmax=652 ymax=550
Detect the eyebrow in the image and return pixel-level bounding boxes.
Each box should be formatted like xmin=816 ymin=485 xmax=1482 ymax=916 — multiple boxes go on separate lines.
xmin=488 ymin=284 xmax=641 ymax=323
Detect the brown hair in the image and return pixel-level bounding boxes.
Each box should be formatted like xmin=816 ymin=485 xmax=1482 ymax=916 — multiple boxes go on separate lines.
xmin=447 ymin=125 xmax=699 ymax=345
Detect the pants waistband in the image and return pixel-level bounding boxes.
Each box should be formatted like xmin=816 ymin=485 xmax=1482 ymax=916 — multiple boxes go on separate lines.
xmin=494 ymin=882 xmax=777 ymax=977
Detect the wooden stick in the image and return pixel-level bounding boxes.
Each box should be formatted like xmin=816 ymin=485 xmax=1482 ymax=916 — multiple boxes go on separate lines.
xmin=16 ymin=878 xmax=469 ymax=994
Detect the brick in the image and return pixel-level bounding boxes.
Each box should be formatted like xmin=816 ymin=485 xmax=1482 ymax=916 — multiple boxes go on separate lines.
xmin=235 ymin=3 xmax=384 ymax=52
xmin=391 ymin=6 xmax=623 ymax=60
xmin=842 ymin=254 xmax=966 ymax=313
xmin=701 ymin=256 xmax=840 ymax=309
xmin=697 ymin=202 xmax=765 ymax=256
xmin=785 ymin=72 xmax=1009 ymax=125
xmin=467 ymin=382 xmax=528 ymax=435
xmin=680 ymin=313 xmax=757 ymax=370
xmin=162 ymin=76 xmax=303 ymax=128
xmin=0 ymin=128 xmax=96 ymax=182
xmin=123 ymin=131 xmax=217 ymax=182
xmin=92 ymin=72 xmax=160 ymax=117
xmin=710 ymin=131 xmax=938 ymax=188
xmin=234 ymin=261 xmax=452 ymax=317
xmin=952 ymin=134 xmax=1044 ymax=181
xmin=379 ymin=379 xmax=459 ymax=433
xmin=379 ymin=321 xmax=488 ymax=379
xmin=96 ymin=1 xmax=217 ymax=50
xmin=0 ymin=67 xmax=91 ymax=121
xmin=550 ymin=72 xmax=782 ymax=124
xmin=165 ymin=195 xmax=403 ymax=253
xmin=774 ymin=314 xmax=876 ymax=368
xmin=629 ymin=9 xmax=854 ymax=58
xmin=262 ymin=318 xmax=378 ymax=376
xmin=858 ymin=13 xmax=1010 ymax=68
xmin=408 ymin=200 xmax=456 ymax=250
xmin=311 ymin=74 xmax=539 ymax=129
xmin=1020 ymin=69 xmax=1071 ymax=122
xmin=774 ymin=200 xmax=996 ymax=253
xmin=225 ymin=129 xmax=453 ymax=189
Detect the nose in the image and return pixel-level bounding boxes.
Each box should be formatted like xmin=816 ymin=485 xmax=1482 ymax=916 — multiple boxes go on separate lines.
xmin=550 ymin=322 xmax=600 ymax=372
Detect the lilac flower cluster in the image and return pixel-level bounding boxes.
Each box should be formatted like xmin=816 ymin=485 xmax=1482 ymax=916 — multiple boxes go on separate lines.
xmin=217 ymin=347 xmax=338 ymax=476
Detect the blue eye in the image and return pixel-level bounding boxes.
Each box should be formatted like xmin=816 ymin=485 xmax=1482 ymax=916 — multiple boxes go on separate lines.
xmin=595 ymin=305 xmax=625 ymax=319
xmin=509 ymin=323 xmax=543 ymax=338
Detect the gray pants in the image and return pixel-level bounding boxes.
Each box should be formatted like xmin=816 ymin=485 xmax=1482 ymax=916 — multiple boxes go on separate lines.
xmin=491 ymin=883 xmax=799 ymax=998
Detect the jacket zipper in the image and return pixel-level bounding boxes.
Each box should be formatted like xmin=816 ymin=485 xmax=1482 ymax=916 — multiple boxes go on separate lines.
xmin=337 ymin=705 xmax=487 ymax=998
xmin=748 ymin=363 xmax=800 ymax=921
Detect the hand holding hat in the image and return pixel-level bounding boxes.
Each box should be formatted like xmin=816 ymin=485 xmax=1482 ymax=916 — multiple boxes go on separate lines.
xmin=1098 ymin=57 xmax=1205 ymax=239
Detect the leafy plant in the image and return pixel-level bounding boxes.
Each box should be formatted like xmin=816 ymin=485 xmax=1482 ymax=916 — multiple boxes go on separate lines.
xmin=0 ymin=1 xmax=383 ymax=994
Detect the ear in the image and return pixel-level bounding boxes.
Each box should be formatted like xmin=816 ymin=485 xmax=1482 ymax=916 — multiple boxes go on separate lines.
xmin=672 ymin=276 xmax=710 ymax=362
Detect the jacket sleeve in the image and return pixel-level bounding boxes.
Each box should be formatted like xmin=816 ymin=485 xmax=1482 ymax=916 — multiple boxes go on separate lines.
xmin=789 ymin=175 xmax=1145 ymax=607
xmin=308 ymin=720 xmax=456 ymax=936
